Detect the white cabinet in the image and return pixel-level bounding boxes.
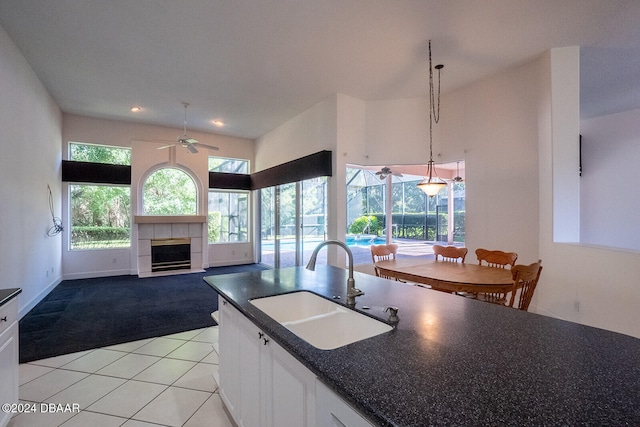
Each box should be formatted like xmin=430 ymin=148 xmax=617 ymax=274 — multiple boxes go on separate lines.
xmin=218 ymin=296 xmax=316 ymax=427
xmin=316 ymin=381 xmax=374 ymax=427
xmin=0 ymin=297 xmax=19 ymax=427
xmin=217 ymin=297 xmax=240 ymax=417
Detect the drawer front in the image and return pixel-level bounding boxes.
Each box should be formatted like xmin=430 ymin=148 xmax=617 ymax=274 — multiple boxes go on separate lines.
xmin=0 ymin=298 xmax=18 ymax=336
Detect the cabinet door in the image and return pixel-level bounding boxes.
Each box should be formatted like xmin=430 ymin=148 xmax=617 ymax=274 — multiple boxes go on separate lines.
xmin=268 ymin=341 xmax=316 ymax=427
xmin=219 ymin=299 xmax=318 ymax=427
xmin=236 ymin=309 xmax=266 ymax=427
xmin=0 ymin=322 xmax=18 ymax=427
xmin=316 ymin=381 xmax=374 ymax=427
xmin=217 ymin=297 xmax=240 ymax=417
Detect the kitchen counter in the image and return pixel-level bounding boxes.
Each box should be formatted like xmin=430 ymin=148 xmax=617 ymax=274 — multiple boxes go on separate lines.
xmin=0 ymin=288 xmax=21 ymax=307
xmin=204 ymin=266 xmax=640 ymax=426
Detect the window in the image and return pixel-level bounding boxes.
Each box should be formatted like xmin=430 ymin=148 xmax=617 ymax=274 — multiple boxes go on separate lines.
xmin=70 ymin=142 xmax=131 ymax=165
xmin=69 ymin=185 xmax=131 ymax=250
xmin=208 ymin=191 xmax=249 ymax=243
xmin=208 ymin=156 xmax=249 ymax=174
xmin=143 ymin=168 xmax=197 ymax=215
xmin=68 ymin=143 xmax=131 ymax=250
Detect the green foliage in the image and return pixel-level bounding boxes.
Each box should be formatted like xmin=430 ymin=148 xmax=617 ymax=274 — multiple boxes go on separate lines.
xmin=143 ymin=168 xmax=197 ymax=215
xmin=68 ymin=144 xmax=132 ymax=250
xmin=69 ymin=143 xmax=131 ymax=165
xmin=349 ymin=215 xmax=381 ymax=235
xmin=71 ymin=226 xmax=130 ymax=249
xmin=208 ymin=211 xmax=222 ymax=242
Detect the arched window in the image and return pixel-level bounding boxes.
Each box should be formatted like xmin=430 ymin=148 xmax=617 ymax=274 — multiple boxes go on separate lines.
xmin=143 ymin=167 xmax=197 ymax=215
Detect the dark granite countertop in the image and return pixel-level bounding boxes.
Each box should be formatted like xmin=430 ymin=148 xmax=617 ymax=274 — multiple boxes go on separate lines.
xmin=204 ymin=266 xmax=640 ymax=426
xmin=0 ymin=288 xmax=21 ymax=307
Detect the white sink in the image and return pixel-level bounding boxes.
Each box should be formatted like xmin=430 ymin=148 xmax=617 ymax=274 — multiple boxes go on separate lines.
xmin=250 ymin=291 xmax=393 ymax=350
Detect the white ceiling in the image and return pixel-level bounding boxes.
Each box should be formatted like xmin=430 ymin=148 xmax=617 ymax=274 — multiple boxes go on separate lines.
xmin=2 ymin=0 xmax=640 ymax=139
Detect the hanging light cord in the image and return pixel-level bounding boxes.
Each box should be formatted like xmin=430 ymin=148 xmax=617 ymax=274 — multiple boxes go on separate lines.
xmin=47 ymin=184 xmax=64 ymax=237
xmin=428 ymin=40 xmax=443 ymax=162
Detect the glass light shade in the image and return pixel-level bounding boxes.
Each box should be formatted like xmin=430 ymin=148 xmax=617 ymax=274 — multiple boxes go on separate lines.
xmin=417 ymin=178 xmax=447 ymax=197
xmin=417 ymin=161 xmax=447 ymax=197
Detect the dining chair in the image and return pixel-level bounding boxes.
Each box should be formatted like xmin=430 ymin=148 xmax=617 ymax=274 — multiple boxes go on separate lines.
xmin=433 ymin=245 xmax=468 ymax=263
xmin=370 ymin=244 xmax=399 ymax=278
xmin=470 ymin=248 xmax=518 ymax=300
xmin=475 ymin=248 xmax=518 ymax=269
xmin=506 ymin=259 xmax=543 ymax=311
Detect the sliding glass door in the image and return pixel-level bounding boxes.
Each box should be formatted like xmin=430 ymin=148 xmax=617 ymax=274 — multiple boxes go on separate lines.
xmin=260 ymin=177 xmax=327 ymax=268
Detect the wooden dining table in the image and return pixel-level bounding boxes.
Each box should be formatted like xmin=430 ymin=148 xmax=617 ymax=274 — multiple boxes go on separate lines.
xmin=375 ymin=258 xmax=514 ymax=294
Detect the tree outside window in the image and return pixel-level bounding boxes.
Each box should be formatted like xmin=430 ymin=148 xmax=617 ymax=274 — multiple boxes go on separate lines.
xmin=68 ymin=142 xmax=131 ymax=250
xmin=143 ymin=168 xmax=197 ymax=215
xmin=70 ymin=184 xmax=130 ymax=249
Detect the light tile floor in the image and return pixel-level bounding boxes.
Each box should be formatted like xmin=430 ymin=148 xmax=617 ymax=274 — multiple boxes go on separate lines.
xmin=9 ymin=326 xmax=236 ymax=427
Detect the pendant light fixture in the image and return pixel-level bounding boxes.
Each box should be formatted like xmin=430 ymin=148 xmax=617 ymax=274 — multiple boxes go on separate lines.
xmin=453 ymin=161 xmax=463 ymax=182
xmin=417 ymin=40 xmax=447 ymax=197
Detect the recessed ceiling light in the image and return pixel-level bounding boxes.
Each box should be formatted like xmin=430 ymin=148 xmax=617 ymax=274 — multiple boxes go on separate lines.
xmin=130 ymin=106 xmax=141 ymax=112
xmin=212 ymin=119 xmax=225 ymax=127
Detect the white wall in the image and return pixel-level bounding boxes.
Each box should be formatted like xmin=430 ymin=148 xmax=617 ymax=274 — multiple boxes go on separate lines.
xmin=61 ymin=114 xmax=255 ymax=278
xmin=255 ymin=49 xmax=640 ymax=339
xmin=0 ymin=25 xmax=63 ymax=317
xmin=438 ymin=58 xmax=542 ymax=264
xmin=255 ymin=94 xmax=371 ymax=267
xmin=537 ymin=48 xmax=640 ymax=339
xmin=580 ymin=108 xmax=640 ymax=251
xmin=255 ymin=95 xmax=338 ymax=171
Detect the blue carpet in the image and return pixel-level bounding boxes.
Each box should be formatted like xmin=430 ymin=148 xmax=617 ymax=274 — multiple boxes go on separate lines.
xmin=19 ymin=264 xmax=267 ymax=363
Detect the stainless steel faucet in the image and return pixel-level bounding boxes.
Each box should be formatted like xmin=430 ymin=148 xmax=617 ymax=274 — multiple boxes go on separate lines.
xmin=306 ymin=239 xmax=364 ymax=306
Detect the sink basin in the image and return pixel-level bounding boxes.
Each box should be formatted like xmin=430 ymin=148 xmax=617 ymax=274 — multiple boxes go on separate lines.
xmin=250 ymin=291 xmax=392 ymax=350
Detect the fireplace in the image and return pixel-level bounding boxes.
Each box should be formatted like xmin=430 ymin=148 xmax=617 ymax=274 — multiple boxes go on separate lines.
xmin=134 ymin=215 xmax=206 ymax=277
xmin=151 ymin=238 xmax=191 ymax=272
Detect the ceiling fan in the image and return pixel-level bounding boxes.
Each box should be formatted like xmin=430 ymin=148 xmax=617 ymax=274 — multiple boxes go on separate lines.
xmin=157 ymin=102 xmax=219 ymax=153
xmin=375 ymin=166 xmax=403 ymax=180
xmin=452 ymin=161 xmax=464 ymax=182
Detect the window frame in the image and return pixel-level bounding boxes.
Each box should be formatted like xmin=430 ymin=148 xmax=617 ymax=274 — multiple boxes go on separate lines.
xmin=142 ymin=167 xmax=198 ymax=216
xmin=208 ymin=155 xmax=250 ymax=174
xmin=207 ymin=189 xmax=251 ymax=244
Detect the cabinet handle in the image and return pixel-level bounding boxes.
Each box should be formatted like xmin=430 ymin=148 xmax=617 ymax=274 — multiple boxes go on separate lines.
xmin=258 ymin=332 xmax=264 ymax=339
xmin=263 ymin=337 xmax=269 ymax=345
xmin=0 ymin=316 xmax=6 ymax=322
xmin=222 ymin=301 xmax=227 ymax=306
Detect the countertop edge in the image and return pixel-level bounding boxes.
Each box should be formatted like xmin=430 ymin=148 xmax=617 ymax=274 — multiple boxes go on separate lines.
xmin=0 ymin=288 xmax=21 ymax=307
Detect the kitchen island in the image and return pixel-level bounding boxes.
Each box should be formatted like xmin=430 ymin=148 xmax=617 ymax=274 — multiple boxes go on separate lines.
xmin=204 ymin=266 xmax=640 ymax=426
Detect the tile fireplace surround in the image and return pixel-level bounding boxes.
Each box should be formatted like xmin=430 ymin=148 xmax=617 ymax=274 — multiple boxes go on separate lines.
xmin=134 ymin=215 xmax=206 ymax=277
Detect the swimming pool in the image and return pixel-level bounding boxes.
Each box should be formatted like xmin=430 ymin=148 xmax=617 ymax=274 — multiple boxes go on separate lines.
xmin=261 ymin=235 xmax=389 ymax=252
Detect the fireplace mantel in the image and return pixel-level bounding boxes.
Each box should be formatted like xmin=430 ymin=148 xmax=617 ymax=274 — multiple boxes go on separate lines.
xmin=134 ymin=215 xmax=206 ymax=224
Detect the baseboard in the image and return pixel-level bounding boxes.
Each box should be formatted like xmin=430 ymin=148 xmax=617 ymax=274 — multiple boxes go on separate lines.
xmin=207 ymin=260 xmax=254 ymax=268
xmin=19 ymin=276 xmax=62 ymax=319
xmin=63 ymin=268 xmax=132 ymax=281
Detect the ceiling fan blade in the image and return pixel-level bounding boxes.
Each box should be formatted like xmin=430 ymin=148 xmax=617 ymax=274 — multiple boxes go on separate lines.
xmin=186 ymin=144 xmax=199 ymax=153
xmin=184 ymin=138 xmax=198 ymax=144
xmin=194 ymin=143 xmax=219 ymax=151
xmin=157 ymin=144 xmax=175 ymax=150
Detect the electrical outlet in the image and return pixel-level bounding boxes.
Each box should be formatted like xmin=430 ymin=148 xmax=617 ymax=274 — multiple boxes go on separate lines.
xmin=574 ymin=300 xmax=580 ymax=312
xmin=112 ymin=258 xmax=117 ymax=263
xmin=46 ymin=270 xmax=49 ymax=278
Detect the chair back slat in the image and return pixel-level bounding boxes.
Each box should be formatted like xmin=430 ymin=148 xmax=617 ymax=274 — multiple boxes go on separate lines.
xmin=476 ymin=248 xmax=518 ymax=269
xmin=371 ymin=244 xmax=399 ymax=277
xmin=507 ymin=259 xmax=543 ymax=311
xmin=433 ymin=245 xmax=468 ymax=263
